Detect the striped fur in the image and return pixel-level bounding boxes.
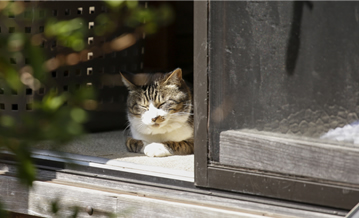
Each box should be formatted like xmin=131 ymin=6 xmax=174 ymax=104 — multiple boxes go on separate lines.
xmin=126 ymin=137 xmax=144 ymax=153
xmin=122 ymin=68 xmax=194 ymax=157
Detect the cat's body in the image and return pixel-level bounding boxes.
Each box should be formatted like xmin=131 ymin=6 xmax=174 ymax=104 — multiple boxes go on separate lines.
xmin=121 ymin=68 xmax=194 ymax=157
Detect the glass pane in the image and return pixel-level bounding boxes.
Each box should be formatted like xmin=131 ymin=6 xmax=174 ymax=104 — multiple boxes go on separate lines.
xmin=209 ymin=1 xmax=359 ymax=162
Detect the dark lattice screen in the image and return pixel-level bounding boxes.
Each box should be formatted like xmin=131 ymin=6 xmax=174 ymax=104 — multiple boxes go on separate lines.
xmin=0 ymin=1 xmax=144 ymax=131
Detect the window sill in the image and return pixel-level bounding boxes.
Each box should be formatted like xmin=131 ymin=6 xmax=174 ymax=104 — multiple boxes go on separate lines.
xmin=0 ymin=161 xmax=347 ymax=218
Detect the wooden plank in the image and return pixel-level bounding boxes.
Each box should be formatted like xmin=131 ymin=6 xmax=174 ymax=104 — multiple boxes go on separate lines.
xmin=194 ymin=1 xmax=209 ymax=187
xmin=114 ymin=193 xmax=269 ymax=218
xmin=220 ymin=130 xmax=359 ymax=185
xmin=208 ymin=166 xmax=359 ymax=210
xmin=0 ymin=176 xmax=30 ymax=215
xmin=1 ymin=163 xmax=347 ymax=218
xmin=0 ymin=174 xmax=345 ymax=218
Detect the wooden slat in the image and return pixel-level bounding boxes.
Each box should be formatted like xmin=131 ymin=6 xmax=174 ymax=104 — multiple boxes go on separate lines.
xmin=0 ymin=176 xmax=275 ymax=218
xmin=1 ymin=163 xmax=347 ymax=217
xmin=194 ymin=1 xmax=209 ymax=187
xmin=220 ymin=130 xmax=359 ymax=185
xmin=1 ymin=174 xmax=346 ymax=218
xmin=208 ymin=166 xmax=359 ymax=210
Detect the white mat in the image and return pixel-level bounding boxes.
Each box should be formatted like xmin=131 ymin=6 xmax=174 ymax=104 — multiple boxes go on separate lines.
xmin=35 ymin=130 xmax=194 ymax=172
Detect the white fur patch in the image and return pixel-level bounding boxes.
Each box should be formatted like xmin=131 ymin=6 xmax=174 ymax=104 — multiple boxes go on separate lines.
xmin=129 ymin=100 xmax=193 ymax=144
xmin=143 ymin=142 xmax=172 ymax=157
xmin=128 ymin=101 xmax=193 ymax=157
xmin=141 ymin=102 xmax=167 ymax=126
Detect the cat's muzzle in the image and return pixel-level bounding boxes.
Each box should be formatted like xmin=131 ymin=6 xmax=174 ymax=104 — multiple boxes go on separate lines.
xmin=151 ymin=116 xmax=165 ymax=126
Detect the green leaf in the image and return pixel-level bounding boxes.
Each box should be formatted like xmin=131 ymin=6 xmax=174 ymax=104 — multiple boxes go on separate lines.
xmin=105 ymin=0 xmax=125 ymax=9
xmin=14 ymin=143 xmax=36 ymax=187
xmin=71 ymin=108 xmax=87 ymax=123
xmin=126 ymin=1 xmax=138 ymax=9
xmin=0 ymin=200 xmax=8 ymax=218
xmin=3 ymin=67 xmax=22 ymax=90
xmin=0 ymin=116 xmax=15 ymax=127
xmin=24 ymin=38 xmax=46 ymax=82
xmin=43 ymin=92 xmax=67 ymax=111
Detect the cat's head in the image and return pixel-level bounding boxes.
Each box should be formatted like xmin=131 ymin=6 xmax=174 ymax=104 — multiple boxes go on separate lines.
xmin=121 ymin=68 xmax=192 ymax=135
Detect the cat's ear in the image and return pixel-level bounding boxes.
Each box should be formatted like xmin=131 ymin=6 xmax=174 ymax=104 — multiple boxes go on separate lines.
xmin=164 ymin=68 xmax=182 ymax=85
xmin=120 ymin=72 xmax=137 ymax=90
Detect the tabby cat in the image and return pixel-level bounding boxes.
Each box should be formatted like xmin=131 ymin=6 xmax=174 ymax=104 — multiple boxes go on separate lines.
xmin=121 ymin=68 xmax=194 ymax=157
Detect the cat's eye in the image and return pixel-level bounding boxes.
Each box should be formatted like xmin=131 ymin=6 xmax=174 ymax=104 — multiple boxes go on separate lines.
xmin=158 ymin=102 xmax=176 ymax=112
xmin=157 ymin=102 xmax=166 ymax=109
xmin=138 ymin=105 xmax=148 ymax=111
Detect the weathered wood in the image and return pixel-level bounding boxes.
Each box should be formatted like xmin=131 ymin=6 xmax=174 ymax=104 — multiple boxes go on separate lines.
xmin=194 ymin=1 xmax=209 ymax=187
xmin=208 ymin=166 xmax=359 ymax=210
xmin=220 ymin=130 xmax=359 ymax=185
xmin=0 ymin=176 xmax=30 ymax=215
xmin=0 ymin=176 xmax=344 ymax=218
xmin=0 ymin=165 xmax=346 ymax=218
xmin=0 ymin=176 xmax=276 ymax=218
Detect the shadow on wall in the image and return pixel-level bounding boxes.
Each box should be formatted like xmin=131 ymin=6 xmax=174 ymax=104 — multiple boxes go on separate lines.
xmin=286 ymin=1 xmax=313 ymax=75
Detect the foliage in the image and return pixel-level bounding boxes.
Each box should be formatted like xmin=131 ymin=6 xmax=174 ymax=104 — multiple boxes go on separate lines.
xmin=0 ymin=0 xmax=173 ymax=217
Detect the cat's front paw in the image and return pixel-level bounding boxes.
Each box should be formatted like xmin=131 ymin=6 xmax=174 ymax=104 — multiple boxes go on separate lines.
xmin=143 ymin=143 xmax=172 ymax=157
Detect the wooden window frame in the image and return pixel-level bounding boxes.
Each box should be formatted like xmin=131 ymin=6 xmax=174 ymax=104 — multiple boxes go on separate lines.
xmin=193 ymin=1 xmax=359 ymax=210
xmin=0 ymin=1 xmax=356 ymax=216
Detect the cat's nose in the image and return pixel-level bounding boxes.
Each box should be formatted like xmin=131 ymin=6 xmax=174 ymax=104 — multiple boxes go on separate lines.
xmin=152 ymin=116 xmax=164 ymax=123
xmin=152 ymin=117 xmax=158 ymax=122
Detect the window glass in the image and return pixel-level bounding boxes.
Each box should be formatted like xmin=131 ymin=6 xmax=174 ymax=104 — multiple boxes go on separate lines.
xmin=209 ymin=1 xmax=359 ymax=162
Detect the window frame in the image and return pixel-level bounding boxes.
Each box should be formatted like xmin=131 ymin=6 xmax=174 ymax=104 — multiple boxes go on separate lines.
xmin=0 ymin=1 xmax=356 ymax=216
xmin=193 ymin=0 xmax=359 ymax=210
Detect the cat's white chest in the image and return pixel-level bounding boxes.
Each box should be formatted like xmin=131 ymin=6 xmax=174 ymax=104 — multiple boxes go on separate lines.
xmin=129 ymin=101 xmax=193 ymax=143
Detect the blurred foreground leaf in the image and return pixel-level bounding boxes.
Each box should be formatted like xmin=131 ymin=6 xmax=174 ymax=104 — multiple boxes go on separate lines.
xmin=0 ymin=0 xmax=174 ymax=216
xmin=0 ymin=201 xmax=8 ymax=218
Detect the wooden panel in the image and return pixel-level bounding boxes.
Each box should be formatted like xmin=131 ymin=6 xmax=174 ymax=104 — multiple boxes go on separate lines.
xmin=0 ymin=163 xmax=348 ymax=217
xmin=0 ymin=176 xmax=30 ymax=215
xmin=1 ymin=173 xmax=346 ymax=218
xmin=0 ymin=175 xmax=278 ymax=218
xmin=220 ymin=130 xmax=359 ymax=185
xmin=208 ymin=166 xmax=359 ymax=210
xmin=194 ymin=1 xmax=209 ymax=187
xmin=115 ymin=193 xmax=266 ymax=218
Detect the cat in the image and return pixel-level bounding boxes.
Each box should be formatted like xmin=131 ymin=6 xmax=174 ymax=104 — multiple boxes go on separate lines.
xmin=120 ymin=68 xmax=194 ymax=157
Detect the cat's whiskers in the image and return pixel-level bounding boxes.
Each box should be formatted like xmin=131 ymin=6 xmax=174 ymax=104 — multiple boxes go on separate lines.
xmin=121 ymin=121 xmax=132 ymax=137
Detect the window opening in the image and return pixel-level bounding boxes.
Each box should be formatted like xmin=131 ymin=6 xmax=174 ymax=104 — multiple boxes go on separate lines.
xmin=11 ymin=104 xmax=18 ymax=111
xmin=89 ymin=6 xmax=95 ymax=14
xmin=87 ymin=67 xmax=93 ymax=75
xmin=25 ymin=27 xmax=31 ymax=33
xmin=88 ymin=22 xmax=94 ymax=29
xmin=75 ymin=69 xmax=81 ymax=76
xmin=64 ymin=9 xmax=70 ymax=16
xmin=26 ymin=88 xmax=32 ymax=95
xmin=63 ymin=70 xmax=69 ymax=77
xmin=29 ymin=1 xmax=195 ymax=183
xmin=77 ymin=7 xmax=83 ymax=15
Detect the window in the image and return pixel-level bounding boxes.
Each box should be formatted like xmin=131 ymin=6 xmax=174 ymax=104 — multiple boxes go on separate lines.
xmin=22 ymin=1 xmax=195 ymax=180
xmin=1 ymin=1 xmax=354 ymax=217
xmin=194 ymin=1 xmax=359 ymax=210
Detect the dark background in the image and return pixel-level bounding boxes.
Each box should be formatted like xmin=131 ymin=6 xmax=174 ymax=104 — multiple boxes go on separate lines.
xmin=144 ymin=1 xmax=193 ymax=83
